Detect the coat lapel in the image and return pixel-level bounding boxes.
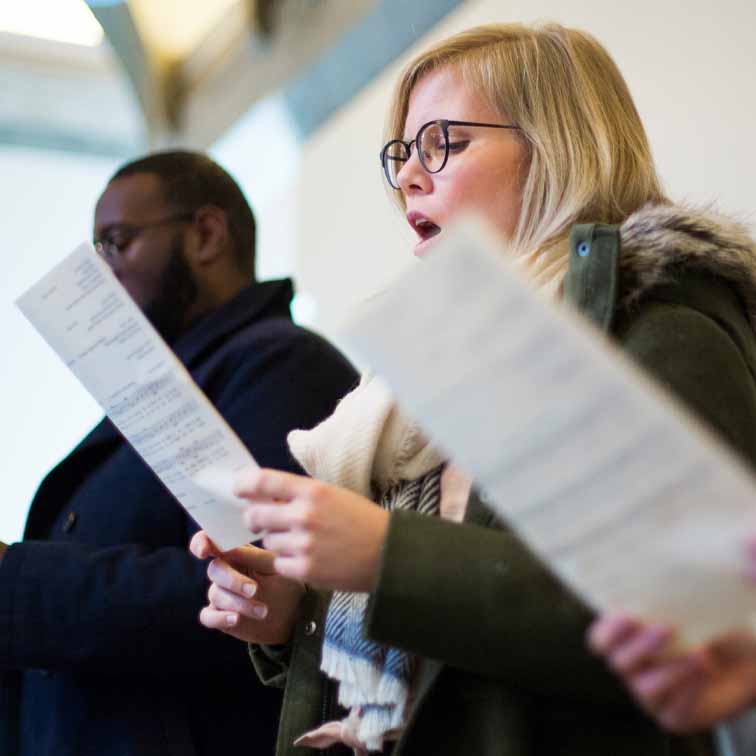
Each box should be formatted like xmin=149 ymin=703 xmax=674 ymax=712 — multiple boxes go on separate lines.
xmin=172 ymin=279 xmax=294 ymax=370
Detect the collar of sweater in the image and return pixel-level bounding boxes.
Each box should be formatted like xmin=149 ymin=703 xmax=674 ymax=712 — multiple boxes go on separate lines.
xmin=287 ymin=373 xmax=443 ymax=498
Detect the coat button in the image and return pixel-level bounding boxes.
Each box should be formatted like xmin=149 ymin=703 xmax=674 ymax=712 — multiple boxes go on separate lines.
xmin=63 ymin=512 xmax=77 ymax=533
xmin=303 ymin=620 xmax=317 ymax=636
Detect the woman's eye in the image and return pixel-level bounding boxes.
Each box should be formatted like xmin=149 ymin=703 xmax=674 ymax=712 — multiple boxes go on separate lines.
xmin=448 ymin=140 xmax=470 ymax=153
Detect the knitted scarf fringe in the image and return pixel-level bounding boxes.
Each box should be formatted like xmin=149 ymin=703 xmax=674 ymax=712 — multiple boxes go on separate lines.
xmin=318 ymin=466 xmax=443 ymax=752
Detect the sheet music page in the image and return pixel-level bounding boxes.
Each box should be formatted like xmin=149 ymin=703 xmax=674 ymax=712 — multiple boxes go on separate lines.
xmin=342 ymin=218 xmax=756 ymax=645
xmin=17 ymin=243 xmax=257 ymax=551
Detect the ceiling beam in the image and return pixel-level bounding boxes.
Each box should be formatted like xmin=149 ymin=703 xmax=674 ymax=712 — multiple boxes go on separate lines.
xmin=283 ymin=0 xmax=465 ymax=139
xmin=85 ymin=0 xmax=175 ymax=143
xmin=1 ymin=0 xmax=464 ymax=157
xmin=176 ymin=0 xmax=377 ymax=148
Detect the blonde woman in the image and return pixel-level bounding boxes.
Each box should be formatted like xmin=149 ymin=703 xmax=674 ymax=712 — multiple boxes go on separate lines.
xmin=191 ymin=22 xmax=756 ymax=755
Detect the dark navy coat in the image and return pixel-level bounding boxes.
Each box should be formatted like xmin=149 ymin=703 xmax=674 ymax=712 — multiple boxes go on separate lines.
xmin=0 ymin=279 xmax=358 ymax=756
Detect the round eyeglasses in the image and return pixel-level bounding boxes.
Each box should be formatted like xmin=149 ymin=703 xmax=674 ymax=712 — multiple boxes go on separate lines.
xmin=380 ymin=119 xmax=522 ymax=190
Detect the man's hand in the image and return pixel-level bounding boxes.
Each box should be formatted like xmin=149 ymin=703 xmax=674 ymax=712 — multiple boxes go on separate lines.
xmin=190 ymin=531 xmax=305 ymax=645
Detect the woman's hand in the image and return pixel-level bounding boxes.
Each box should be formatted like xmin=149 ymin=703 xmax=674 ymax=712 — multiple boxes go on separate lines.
xmin=588 ymin=613 xmax=756 ymax=732
xmin=234 ymin=467 xmax=390 ymax=593
xmin=189 ymin=531 xmax=305 ymax=645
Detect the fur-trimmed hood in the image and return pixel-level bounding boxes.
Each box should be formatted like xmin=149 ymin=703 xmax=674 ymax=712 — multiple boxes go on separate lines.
xmin=619 ymin=204 xmax=756 ymax=330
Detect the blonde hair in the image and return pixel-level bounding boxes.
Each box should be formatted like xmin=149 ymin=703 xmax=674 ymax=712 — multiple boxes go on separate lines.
xmin=387 ymin=22 xmax=667 ymax=263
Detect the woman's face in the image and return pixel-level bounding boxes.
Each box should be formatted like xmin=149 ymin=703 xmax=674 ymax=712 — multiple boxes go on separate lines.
xmin=397 ymin=66 xmax=528 ymax=257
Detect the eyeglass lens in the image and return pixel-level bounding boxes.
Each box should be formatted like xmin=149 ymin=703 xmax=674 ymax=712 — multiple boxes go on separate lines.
xmin=417 ymin=122 xmax=447 ymax=173
xmin=384 ymin=121 xmax=449 ymax=189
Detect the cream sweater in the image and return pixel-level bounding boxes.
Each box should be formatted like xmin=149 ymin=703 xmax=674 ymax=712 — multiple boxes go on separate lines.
xmin=288 ymin=373 xmax=445 ymax=499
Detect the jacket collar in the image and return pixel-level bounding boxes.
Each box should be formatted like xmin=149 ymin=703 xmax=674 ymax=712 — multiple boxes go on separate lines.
xmin=172 ymin=278 xmax=294 ymax=369
xmin=564 ymin=204 xmax=756 ymax=338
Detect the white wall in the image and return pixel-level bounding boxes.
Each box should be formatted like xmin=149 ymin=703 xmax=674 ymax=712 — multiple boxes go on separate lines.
xmin=295 ymin=0 xmax=756 ymax=343
xmin=0 ymin=146 xmax=117 ymax=540
xmin=211 ymin=94 xmax=302 ymax=283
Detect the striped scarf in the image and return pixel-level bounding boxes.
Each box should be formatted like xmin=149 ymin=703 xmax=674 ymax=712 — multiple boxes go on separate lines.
xmin=319 ymin=466 xmax=443 ymax=752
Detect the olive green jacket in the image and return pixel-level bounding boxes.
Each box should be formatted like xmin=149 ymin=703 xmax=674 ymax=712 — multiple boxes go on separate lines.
xmin=252 ymin=205 xmax=756 ymax=755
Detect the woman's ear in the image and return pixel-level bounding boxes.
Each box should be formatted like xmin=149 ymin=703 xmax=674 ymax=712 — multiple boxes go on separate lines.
xmin=191 ymin=205 xmax=230 ymax=265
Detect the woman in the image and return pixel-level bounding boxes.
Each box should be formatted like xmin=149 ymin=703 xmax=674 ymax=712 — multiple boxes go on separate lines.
xmin=191 ymin=22 xmax=756 ymax=755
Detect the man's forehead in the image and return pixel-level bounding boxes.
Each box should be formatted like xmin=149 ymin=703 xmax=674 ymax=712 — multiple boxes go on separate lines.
xmin=94 ymin=172 xmax=166 ymax=230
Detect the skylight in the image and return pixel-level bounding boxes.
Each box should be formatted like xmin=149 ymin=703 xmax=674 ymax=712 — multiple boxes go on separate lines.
xmin=0 ymin=0 xmax=104 ymax=47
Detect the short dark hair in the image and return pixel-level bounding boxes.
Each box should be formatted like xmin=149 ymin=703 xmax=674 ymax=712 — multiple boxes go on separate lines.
xmin=111 ymin=150 xmax=256 ymax=276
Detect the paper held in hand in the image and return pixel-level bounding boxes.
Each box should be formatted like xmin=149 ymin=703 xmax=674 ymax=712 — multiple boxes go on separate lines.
xmin=16 ymin=243 xmax=257 ymax=551
xmin=342 ymin=217 xmax=756 ymax=646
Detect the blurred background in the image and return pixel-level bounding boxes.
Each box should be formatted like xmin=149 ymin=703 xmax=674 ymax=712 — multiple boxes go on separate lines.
xmin=2 ymin=0 xmax=755 ymax=539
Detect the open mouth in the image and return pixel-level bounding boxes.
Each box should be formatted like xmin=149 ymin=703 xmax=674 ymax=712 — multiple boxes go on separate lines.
xmin=407 ymin=211 xmax=442 ymax=242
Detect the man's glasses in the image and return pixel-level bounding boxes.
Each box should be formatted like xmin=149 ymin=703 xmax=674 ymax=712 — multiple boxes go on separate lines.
xmin=380 ymin=119 xmax=522 ymax=190
xmin=94 ymin=212 xmax=195 ymax=260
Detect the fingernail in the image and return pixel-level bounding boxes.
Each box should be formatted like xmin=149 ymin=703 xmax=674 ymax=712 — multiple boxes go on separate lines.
xmin=243 ymin=582 xmax=257 ymax=597
xmin=226 ymin=613 xmax=238 ymax=627
xmin=252 ymin=604 xmax=268 ymax=619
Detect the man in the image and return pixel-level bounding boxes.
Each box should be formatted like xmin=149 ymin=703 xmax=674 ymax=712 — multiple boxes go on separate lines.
xmin=0 ymin=151 xmax=358 ymax=756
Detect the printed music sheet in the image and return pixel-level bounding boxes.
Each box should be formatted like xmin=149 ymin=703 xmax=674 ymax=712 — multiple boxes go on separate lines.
xmin=343 ymin=218 xmax=756 ymax=645
xmin=17 ymin=243 xmax=257 ymax=551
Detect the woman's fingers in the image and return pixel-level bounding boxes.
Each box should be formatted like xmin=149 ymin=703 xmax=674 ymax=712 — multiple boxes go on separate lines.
xmin=205 ymin=545 xmax=279 ymax=595
xmin=208 ymin=583 xmax=269 ymax=620
xmin=200 ymin=605 xmax=241 ymax=631
xmin=199 ymin=604 xmax=291 ymax=645
xmin=234 ymin=467 xmax=318 ymax=503
xmin=271 ymin=555 xmax=310 ymax=583
xmin=224 ymin=543 xmax=278 ymax=575
xmin=244 ymin=501 xmax=312 ymax=534
xmin=631 ymin=656 xmax=702 ymax=707
xmin=609 ymin=624 xmax=673 ymax=674
xmin=207 ymin=557 xmax=258 ymax=597
xmin=588 ymin=614 xmax=642 ymax=654
xmin=261 ymin=530 xmax=313 ymax=558
xmin=589 ymin=614 xmax=675 ymax=677
xmin=189 ymin=530 xmax=223 ymax=560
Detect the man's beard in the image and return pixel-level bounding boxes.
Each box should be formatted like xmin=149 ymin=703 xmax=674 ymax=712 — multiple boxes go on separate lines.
xmin=143 ymin=236 xmax=198 ymax=345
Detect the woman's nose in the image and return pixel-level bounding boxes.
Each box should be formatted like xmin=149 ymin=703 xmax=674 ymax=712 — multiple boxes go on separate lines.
xmin=397 ymin=148 xmax=432 ymax=195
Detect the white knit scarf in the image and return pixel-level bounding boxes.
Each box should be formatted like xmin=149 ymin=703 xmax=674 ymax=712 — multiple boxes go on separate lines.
xmin=288 ymin=374 xmax=445 ymax=753
xmin=288 ymin=239 xmax=569 ymax=753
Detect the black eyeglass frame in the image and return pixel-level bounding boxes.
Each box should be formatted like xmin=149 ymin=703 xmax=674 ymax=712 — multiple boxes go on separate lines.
xmin=380 ymin=119 xmax=522 ymax=189
xmin=94 ymin=212 xmax=196 ymax=260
